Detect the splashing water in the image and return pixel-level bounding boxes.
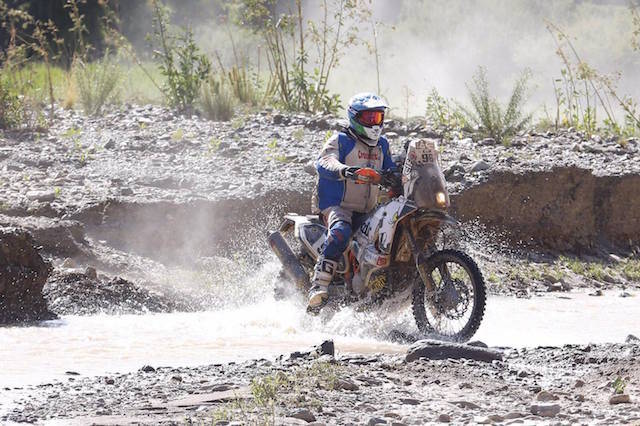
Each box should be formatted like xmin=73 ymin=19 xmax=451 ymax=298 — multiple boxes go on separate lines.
xmin=1 ymin=259 xmax=638 ymax=390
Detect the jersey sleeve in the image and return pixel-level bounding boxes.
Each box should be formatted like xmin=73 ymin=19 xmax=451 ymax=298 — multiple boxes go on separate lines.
xmin=315 ymin=133 xmax=347 ymax=180
xmin=381 ymin=138 xmax=397 ymax=171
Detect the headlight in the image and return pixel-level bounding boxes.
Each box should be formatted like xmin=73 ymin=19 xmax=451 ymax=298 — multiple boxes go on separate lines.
xmin=436 ymin=191 xmax=447 ymax=207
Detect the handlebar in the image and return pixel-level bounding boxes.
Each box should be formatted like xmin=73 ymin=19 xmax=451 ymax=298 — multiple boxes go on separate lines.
xmin=346 ymin=168 xmax=400 ymax=188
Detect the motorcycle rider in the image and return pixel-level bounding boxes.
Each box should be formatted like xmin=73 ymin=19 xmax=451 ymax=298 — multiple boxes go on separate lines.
xmin=308 ymin=92 xmax=398 ymax=311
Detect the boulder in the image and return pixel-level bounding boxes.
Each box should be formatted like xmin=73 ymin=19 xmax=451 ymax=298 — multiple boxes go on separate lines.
xmin=0 ymin=227 xmax=55 ymax=323
xmin=406 ymin=340 xmax=503 ymax=363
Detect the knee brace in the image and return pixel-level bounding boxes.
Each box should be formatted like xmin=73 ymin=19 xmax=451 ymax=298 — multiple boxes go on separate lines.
xmin=321 ymin=220 xmax=352 ymax=260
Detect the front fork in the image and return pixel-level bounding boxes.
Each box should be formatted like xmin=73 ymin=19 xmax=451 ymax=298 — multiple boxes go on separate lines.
xmin=404 ymin=217 xmax=435 ymax=293
xmin=404 ymin=217 xmax=453 ymax=294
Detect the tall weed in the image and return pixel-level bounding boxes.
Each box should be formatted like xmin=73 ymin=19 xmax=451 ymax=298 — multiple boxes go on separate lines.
xmin=459 ymin=67 xmax=531 ymax=144
xmin=200 ymin=75 xmax=235 ymax=121
xmin=74 ymin=56 xmax=121 ymax=116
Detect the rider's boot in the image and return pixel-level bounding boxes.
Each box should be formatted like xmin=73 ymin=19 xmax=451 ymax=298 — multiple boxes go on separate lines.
xmin=307 ymin=257 xmax=337 ymax=312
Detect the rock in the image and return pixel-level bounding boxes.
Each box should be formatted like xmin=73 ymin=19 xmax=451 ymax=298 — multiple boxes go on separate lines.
xmin=315 ymin=340 xmax=335 ymax=357
xmin=478 ymin=138 xmax=497 ymax=146
xmin=120 ymin=187 xmax=134 ymax=196
xmin=105 ymin=377 xmax=115 ymax=385
xmin=335 ymin=379 xmax=359 ymax=391
xmin=449 ymin=400 xmax=480 ymax=410
xmin=399 ymin=398 xmax=420 ymax=405
xmin=536 ymin=390 xmax=558 ymax=401
xmin=65 ymin=371 xmax=80 ymax=376
xmin=469 ymin=160 xmax=490 ymax=173
xmin=406 ymin=340 xmax=503 ymax=363
xmin=171 ymin=375 xmax=183 ymax=382
xmin=467 ymin=341 xmax=488 ymax=348
xmin=626 ymin=334 xmax=639 ymax=343
xmin=367 ymin=417 xmax=386 ymax=426
xmin=589 ymin=289 xmax=603 ymax=297
xmin=43 ymin=271 xmax=185 ymax=316
xmin=574 ymin=379 xmax=585 ymax=388
xmin=0 ymin=227 xmax=55 ymax=324
xmin=444 ymin=163 xmax=465 ymax=180
xmin=103 ymin=139 xmax=116 ymax=149
xmin=504 ymin=412 xmax=523 ymax=419
xmin=530 ymin=404 xmax=561 ymax=417
xmin=140 ymin=365 xmax=156 ymax=373
xmin=609 ymin=394 xmax=631 ymax=404
xmin=288 ymin=408 xmax=316 ymax=423
xmin=437 ymin=413 xmax=451 ymax=423
xmin=26 ymin=190 xmax=56 ymax=202
xmin=84 ymin=266 xmax=97 ymax=280
xmin=0 ymin=215 xmax=86 ymax=257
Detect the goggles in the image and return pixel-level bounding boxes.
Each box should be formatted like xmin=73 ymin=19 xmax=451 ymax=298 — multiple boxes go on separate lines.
xmin=358 ymin=110 xmax=384 ymax=126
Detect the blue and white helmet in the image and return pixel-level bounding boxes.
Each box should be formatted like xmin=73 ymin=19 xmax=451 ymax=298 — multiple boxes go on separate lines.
xmin=347 ymin=92 xmax=388 ymax=146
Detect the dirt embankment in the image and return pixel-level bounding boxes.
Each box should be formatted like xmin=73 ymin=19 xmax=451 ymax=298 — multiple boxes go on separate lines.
xmin=452 ymin=167 xmax=640 ymax=251
xmin=1 ymin=106 xmax=640 ymax=319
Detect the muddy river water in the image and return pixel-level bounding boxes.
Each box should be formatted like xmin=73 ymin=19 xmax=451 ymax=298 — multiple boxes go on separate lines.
xmin=1 ymin=283 xmax=637 ymax=389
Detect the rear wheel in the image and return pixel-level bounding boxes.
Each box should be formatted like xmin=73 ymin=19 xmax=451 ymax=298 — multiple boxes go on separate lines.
xmin=412 ymin=249 xmax=486 ymax=342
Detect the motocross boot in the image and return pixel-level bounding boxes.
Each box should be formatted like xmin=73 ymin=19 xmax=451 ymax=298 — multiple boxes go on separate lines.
xmin=307 ymin=257 xmax=337 ymax=312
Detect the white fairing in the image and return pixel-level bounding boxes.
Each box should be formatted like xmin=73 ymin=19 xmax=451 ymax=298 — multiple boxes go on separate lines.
xmin=403 ymin=139 xmax=439 ymax=196
xmin=351 ymin=197 xmax=417 ymax=294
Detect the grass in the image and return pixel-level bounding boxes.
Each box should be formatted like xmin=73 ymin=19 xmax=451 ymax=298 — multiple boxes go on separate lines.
xmin=200 ymin=75 xmax=235 ymax=121
xmin=206 ymin=361 xmax=339 ymax=425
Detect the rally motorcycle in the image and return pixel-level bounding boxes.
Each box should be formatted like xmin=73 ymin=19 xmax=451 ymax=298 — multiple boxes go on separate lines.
xmin=268 ymin=139 xmax=486 ymax=342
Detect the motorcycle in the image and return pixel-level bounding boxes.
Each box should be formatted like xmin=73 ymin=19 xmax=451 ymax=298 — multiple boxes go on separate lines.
xmin=268 ymin=139 xmax=486 ymax=342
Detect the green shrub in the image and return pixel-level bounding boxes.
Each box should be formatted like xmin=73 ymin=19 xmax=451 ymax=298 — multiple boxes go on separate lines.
xmin=73 ymin=56 xmax=121 ymax=116
xmin=149 ymin=0 xmax=211 ymax=112
xmin=200 ymin=75 xmax=235 ymax=121
xmin=460 ymin=66 xmax=531 ymax=144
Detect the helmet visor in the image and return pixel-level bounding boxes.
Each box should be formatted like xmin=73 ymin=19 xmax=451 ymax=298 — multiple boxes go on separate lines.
xmin=358 ymin=110 xmax=384 ymax=126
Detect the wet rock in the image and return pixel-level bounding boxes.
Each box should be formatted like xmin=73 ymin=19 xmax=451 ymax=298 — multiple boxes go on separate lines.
xmin=44 ymin=271 xmax=186 ymax=316
xmin=140 ymin=365 xmax=156 ymax=373
xmin=288 ymin=408 xmax=316 ymax=423
xmin=0 ymin=227 xmax=55 ymax=323
xmin=626 ymin=334 xmax=639 ymax=343
xmin=406 ymin=340 xmax=503 ymax=363
xmin=0 ymin=215 xmax=86 ymax=257
xmin=467 ymin=341 xmax=488 ymax=348
xmin=315 ymin=340 xmax=335 ymax=357
xmin=530 ymin=403 xmax=561 ymax=417
xmin=367 ymin=417 xmax=386 ymax=425
xmin=609 ymin=394 xmax=631 ymax=404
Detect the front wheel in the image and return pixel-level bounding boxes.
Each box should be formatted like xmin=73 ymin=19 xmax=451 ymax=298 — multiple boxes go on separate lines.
xmin=412 ymin=249 xmax=486 ymax=342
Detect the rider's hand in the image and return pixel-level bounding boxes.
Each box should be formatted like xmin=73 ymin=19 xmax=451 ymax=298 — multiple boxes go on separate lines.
xmin=341 ymin=166 xmax=361 ymax=180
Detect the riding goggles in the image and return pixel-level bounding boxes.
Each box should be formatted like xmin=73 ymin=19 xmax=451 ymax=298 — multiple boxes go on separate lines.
xmin=358 ymin=110 xmax=384 ymax=126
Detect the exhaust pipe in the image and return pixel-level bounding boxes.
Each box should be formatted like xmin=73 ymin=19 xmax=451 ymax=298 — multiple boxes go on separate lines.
xmin=267 ymin=231 xmax=310 ymax=291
